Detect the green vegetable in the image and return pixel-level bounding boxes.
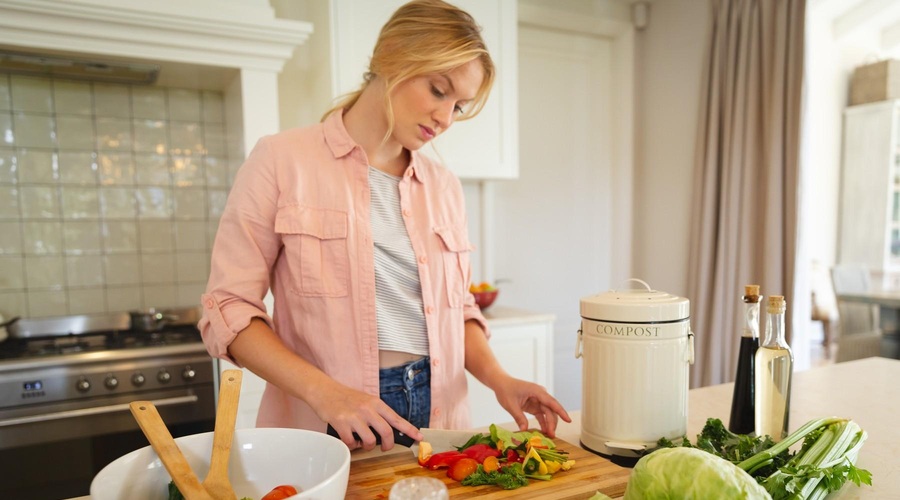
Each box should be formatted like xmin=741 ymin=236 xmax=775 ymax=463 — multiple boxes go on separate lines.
xmin=460 ymin=463 xmax=530 ymax=490
xmin=626 ymin=447 xmax=771 ymax=499
xmin=166 ymin=481 xmax=252 ymax=500
xmin=455 ymin=432 xmax=494 ymax=451
xmin=488 ymin=424 xmax=553 ymax=452
xmin=655 ymin=417 xmax=872 ymax=499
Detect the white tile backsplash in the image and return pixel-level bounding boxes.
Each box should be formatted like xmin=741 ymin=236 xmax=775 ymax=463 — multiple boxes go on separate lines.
xmin=96 ymin=117 xmax=132 ymax=151
xmin=58 ymin=151 xmax=97 ymax=185
xmin=0 ymin=75 xmax=10 ymax=111
xmin=0 ymin=256 xmax=25 ymax=290
xmin=63 ymin=220 xmax=103 ymax=254
xmin=26 ymin=289 xmax=67 ymax=316
xmin=66 ymin=255 xmax=105 ymax=287
xmin=0 ymin=113 xmax=13 ymax=146
xmin=11 ymin=76 xmax=53 ymax=114
xmin=0 ymin=185 xmax=19 ymax=218
xmin=93 ymin=83 xmax=131 ymax=118
xmin=17 ymin=149 xmax=56 ymax=183
xmin=98 ymin=152 xmax=135 ymax=185
xmin=104 ymin=253 xmax=140 ymax=285
xmin=53 ymin=80 xmax=93 ymax=116
xmin=134 ymin=153 xmax=169 ymax=185
xmin=23 ymin=221 xmax=62 ymax=254
xmin=61 ymin=186 xmax=100 ymax=219
xmin=103 ymin=220 xmax=138 ymax=253
xmin=20 ymin=185 xmax=59 ymax=218
xmin=168 ymin=89 xmax=201 ymax=122
xmin=25 ymin=255 xmax=65 ymax=288
xmin=0 ymin=74 xmax=227 ymax=317
xmin=14 ymin=113 xmax=55 ymax=148
xmin=56 ymin=115 xmax=95 ymax=150
xmin=0 ymin=147 xmax=15 ymax=183
xmin=0 ymin=221 xmax=22 ymax=254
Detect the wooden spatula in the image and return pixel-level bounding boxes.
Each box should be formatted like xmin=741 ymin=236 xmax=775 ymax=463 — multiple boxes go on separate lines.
xmin=130 ymin=401 xmax=213 ymax=500
xmin=202 ymin=369 xmax=242 ymax=500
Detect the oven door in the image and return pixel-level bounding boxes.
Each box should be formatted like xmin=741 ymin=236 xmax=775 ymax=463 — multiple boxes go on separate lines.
xmin=0 ymin=384 xmax=215 ymax=500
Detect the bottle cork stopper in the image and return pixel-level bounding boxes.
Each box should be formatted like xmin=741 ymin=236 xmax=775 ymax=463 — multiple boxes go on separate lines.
xmin=767 ymin=295 xmax=786 ymax=313
xmin=743 ymin=284 xmax=761 ymax=303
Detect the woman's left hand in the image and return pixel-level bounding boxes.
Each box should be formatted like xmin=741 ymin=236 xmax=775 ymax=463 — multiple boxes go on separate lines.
xmin=493 ymin=375 xmax=571 ymax=438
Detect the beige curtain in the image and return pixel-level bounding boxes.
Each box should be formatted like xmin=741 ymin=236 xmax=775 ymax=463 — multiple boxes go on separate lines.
xmin=687 ymin=0 xmax=805 ymax=388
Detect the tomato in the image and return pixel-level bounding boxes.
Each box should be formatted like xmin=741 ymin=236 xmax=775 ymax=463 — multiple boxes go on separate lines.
xmin=447 ymin=457 xmax=479 ymax=482
xmin=482 ymin=455 xmax=500 ymax=473
xmin=261 ymin=485 xmax=299 ymax=500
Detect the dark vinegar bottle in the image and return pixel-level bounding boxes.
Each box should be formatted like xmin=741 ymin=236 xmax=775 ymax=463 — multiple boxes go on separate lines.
xmin=728 ymin=285 xmax=761 ymax=434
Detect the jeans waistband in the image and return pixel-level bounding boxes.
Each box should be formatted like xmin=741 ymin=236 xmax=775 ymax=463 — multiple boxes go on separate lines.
xmin=379 ymin=356 xmax=430 ymax=390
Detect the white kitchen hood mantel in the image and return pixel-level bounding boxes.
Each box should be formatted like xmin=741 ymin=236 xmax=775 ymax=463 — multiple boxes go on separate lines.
xmin=0 ymin=0 xmax=312 ymax=72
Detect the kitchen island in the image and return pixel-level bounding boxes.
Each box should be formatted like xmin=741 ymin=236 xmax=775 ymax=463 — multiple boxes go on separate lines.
xmin=349 ymin=357 xmax=897 ymax=499
xmin=75 ymin=358 xmax=897 ymax=499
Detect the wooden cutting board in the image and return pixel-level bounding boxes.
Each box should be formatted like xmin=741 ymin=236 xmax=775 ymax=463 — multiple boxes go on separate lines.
xmin=345 ymin=438 xmax=631 ymax=499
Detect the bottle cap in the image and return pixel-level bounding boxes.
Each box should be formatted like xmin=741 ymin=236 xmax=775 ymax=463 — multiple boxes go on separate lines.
xmin=743 ymin=285 xmax=761 ymax=302
xmin=767 ymin=295 xmax=786 ymax=313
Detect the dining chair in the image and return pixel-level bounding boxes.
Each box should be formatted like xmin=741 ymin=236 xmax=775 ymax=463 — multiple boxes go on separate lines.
xmin=830 ymin=265 xmax=883 ymax=362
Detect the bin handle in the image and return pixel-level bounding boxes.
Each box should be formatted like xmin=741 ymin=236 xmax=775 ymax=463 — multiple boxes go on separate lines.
xmin=687 ymin=331 xmax=695 ymax=364
xmin=575 ymin=329 xmax=583 ymax=359
xmin=612 ymin=278 xmax=653 ymax=293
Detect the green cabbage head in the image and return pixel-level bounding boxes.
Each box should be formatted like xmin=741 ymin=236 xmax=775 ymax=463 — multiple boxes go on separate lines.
xmin=623 ymin=447 xmax=771 ymax=499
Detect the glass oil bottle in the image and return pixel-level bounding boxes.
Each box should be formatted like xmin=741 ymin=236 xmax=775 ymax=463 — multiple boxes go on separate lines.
xmin=728 ymin=285 xmax=761 ymax=434
xmin=754 ymin=295 xmax=793 ymax=441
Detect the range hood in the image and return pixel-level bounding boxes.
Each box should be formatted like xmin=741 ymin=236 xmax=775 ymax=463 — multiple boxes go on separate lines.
xmin=0 ymin=50 xmax=159 ymax=84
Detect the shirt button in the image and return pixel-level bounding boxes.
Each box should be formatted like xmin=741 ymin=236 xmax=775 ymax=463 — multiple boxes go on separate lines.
xmin=204 ymin=298 xmax=214 ymax=309
xmin=418 ymin=255 xmax=427 ymax=264
xmin=433 ymin=408 xmax=441 ymax=417
xmin=432 ymin=358 xmax=440 ymax=367
xmin=425 ymin=306 xmax=434 ymax=315
xmin=402 ymin=209 xmax=411 ymax=217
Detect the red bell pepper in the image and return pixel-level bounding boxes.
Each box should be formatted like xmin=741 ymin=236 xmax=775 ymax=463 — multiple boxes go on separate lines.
xmin=461 ymin=443 xmax=501 ymax=464
xmin=423 ymin=450 xmax=468 ymax=470
xmin=505 ymin=448 xmax=524 ymax=464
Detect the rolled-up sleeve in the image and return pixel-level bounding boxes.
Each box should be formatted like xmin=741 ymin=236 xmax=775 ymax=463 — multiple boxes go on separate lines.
xmin=199 ymin=137 xmax=281 ymax=365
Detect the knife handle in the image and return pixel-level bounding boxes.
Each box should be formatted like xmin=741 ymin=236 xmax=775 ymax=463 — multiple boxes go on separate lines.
xmin=326 ymin=423 xmax=416 ymax=447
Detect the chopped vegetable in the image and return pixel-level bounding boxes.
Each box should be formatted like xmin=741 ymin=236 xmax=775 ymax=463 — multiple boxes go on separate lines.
xmin=417 ymin=441 xmax=433 ymax=466
xmin=460 ymin=443 xmax=501 ymax=463
xmin=655 ymin=417 xmax=872 ymax=499
xmin=447 ymin=457 xmax=479 ymax=481
xmin=261 ymin=485 xmax=299 ymax=500
xmin=423 ymin=450 xmax=467 ymax=470
xmin=482 ymin=455 xmax=500 ymax=473
xmin=461 ymin=463 xmax=530 ymax=490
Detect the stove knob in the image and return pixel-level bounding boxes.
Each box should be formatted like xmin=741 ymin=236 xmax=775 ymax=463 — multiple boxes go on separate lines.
xmin=157 ymin=370 xmax=172 ymax=384
xmin=75 ymin=377 xmax=91 ymax=393
xmin=182 ymin=366 xmax=196 ymax=381
xmin=104 ymin=375 xmax=119 ymax=390
xmin=132 ymin=373 xmax=146 ymax=387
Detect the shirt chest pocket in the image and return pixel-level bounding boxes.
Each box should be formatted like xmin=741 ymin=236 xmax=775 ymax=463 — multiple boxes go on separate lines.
xmin=275 ymin=205 xmax=349 ymax=297
xmin=434 ymin=225 xmax=472 ymax=308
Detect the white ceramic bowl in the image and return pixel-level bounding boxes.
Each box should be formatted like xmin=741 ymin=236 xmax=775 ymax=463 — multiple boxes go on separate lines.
xmin=90 ymin=427 xmax=350 ymax=500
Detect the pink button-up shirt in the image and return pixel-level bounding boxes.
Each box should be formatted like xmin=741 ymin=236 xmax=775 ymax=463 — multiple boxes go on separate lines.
xmin=199 ymin=111 xmax=489 ymax=431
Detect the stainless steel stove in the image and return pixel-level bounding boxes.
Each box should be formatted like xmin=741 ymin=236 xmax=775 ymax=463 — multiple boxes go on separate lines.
xmin=0 ymin=308 xmax=217 ymax=500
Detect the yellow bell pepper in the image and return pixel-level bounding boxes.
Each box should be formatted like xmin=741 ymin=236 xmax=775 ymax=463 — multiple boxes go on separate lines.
xmin=523 ymin=446 xmax=549 ymax=475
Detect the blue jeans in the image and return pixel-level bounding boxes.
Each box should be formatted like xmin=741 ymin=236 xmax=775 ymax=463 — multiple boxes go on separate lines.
xmin=379 ymin=356 xmax=431 ymax=429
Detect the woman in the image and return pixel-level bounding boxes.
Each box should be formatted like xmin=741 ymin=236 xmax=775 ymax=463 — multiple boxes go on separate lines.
xmin=199 ymin=0 xmax=570 ymax=451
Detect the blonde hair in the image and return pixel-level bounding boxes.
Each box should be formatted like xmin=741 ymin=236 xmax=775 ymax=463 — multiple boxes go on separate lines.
xmin=322 ymin=0 xmax=495 ymax=136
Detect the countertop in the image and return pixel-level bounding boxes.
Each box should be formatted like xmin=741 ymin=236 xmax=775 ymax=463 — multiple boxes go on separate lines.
xmin=481 ymin=306 xmax=556 ymax=326
xmin=74 ymin=357 xmax=896 ymax=499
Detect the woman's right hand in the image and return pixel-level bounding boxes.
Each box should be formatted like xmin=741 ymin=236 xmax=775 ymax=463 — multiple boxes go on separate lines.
xmin=309 ymin=380 xmax=423 ymax=451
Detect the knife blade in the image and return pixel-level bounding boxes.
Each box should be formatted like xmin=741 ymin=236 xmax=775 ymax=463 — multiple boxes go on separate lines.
xmin=410 ymin=428 xmax=484 ymax=457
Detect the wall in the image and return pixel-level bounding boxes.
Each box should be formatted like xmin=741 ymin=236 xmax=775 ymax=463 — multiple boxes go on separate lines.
xmin=631 ymin=0 xmax=708 ymax=297
xmin=0 ymin=74 xmax=230 ymax=319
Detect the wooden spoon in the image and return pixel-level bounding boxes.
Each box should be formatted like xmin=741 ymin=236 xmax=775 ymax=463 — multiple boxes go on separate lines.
xmin=130 ymin=401 xmax=213 ymax=500
xmin=202 ymin=369 xmax=242 ymax=500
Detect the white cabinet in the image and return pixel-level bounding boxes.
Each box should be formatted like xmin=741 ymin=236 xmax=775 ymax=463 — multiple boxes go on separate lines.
xmin=329 ymin=0 xmax=518 ymax=179
xmin=466 ymin=308 xmax=555 ymax=428
xmin=839 ymin=101 xmax=900 ymax=290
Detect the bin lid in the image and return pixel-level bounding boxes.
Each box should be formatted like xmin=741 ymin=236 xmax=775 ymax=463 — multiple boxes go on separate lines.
xmin=580 ymin=279 xmax=690 ymax=323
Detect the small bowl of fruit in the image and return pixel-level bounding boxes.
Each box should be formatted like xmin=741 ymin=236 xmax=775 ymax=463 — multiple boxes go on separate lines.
xmin=470 ymin=282 xmax=499 ymax=310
